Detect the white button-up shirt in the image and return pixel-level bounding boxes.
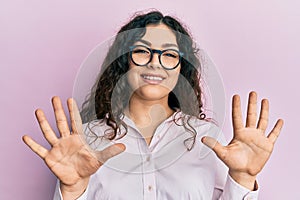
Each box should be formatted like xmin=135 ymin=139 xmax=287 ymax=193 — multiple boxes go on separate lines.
xmin=54 ymin=112 xmax=259 ymax=200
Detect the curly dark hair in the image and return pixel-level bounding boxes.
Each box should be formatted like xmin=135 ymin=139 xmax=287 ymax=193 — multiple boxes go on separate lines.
xmin=80 ymin=10 xmax=206 ymax=150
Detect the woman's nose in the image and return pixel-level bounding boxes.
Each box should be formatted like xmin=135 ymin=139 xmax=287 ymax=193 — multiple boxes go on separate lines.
xmin=148 ymin=53 xmax=161 ymax=69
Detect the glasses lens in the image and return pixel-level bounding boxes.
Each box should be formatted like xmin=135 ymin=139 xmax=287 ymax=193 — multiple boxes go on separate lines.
xmin=161 ymin=50 xmax=180 ymax=69
xmin=131 ymin=46 xmax=151 ymax=66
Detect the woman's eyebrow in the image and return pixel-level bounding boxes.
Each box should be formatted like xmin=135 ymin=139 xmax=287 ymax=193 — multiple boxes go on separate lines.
xmin=136 ymin=39 xmax=178 ymax=49
xmin=161 ymin=43 xmax=178 ymax=48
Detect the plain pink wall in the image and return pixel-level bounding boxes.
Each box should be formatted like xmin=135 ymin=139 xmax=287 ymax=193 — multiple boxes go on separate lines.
xmin=1 ymin=1 xmax=299 ymax=199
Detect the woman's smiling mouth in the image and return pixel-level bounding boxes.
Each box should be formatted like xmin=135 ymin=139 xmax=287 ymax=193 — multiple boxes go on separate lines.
xmin=140 ymin=73 xmax=166 ymax=84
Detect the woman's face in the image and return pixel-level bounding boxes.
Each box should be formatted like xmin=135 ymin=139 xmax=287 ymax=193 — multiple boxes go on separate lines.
xmin=127 ymin=23 xmax=181 ymax=101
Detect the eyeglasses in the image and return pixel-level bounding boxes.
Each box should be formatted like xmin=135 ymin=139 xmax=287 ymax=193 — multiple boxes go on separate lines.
xmin=129 ymin=45 xmax=184 ymax=70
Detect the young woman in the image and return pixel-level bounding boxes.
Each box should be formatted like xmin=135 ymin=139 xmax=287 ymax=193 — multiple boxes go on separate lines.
xmin=23 ymin=11 xmax=284 ymax=200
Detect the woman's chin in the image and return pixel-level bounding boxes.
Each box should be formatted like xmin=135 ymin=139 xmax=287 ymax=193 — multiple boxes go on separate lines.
xmin=134 ymin=85 xmax=170 ymax=101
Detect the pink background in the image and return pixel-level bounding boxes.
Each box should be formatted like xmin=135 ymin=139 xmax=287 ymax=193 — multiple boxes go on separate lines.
xmin=1 ymin=1 xmax=299 ymax=199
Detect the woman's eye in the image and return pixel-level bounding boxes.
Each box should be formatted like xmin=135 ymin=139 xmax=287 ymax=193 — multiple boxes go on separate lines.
xmin=164 ymin=53 xmax=177 ymax=58
xmin=133 ymin=49 xmax=149 ymax=54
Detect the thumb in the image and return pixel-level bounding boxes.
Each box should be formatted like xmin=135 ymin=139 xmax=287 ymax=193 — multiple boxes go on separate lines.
xmin=95 ymin=143 xmax=126 ymax=163
xmin=201 ymin=136 xmax=226 ymax=159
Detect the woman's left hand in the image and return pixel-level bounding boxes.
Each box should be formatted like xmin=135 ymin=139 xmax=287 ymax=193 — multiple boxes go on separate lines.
xmin=202 ymin=91 xmax=284 ymax=190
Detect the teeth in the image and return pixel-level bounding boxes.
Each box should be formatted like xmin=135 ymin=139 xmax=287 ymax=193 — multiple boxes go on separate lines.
xmin=142 ymin=75 xmax=163 ymax=81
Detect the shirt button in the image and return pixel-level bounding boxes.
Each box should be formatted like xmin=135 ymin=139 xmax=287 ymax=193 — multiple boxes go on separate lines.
xmin=148 ymin=185 xmax=152 ymax=191
xmin=146 ymin=155 xmax=151 ymax=162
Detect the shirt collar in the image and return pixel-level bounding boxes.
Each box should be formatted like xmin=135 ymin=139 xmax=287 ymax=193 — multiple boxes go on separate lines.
xmin=121 ymin=110 xmax=183 ymax=128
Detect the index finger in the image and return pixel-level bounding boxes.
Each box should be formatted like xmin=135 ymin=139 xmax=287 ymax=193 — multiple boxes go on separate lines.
xmin=67 ymin=98 xmax=83 ymax=134
xmin=232 ymin=94 xmax=244 ymax=130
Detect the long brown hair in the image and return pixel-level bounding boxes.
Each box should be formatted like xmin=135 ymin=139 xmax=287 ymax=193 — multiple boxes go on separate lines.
xmin=80 ymin=10 xmax=206 ymax=150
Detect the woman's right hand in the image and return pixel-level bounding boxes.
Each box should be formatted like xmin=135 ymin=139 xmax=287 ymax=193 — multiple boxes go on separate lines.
xmin=22 ymin=97 xmax=125 ymax=199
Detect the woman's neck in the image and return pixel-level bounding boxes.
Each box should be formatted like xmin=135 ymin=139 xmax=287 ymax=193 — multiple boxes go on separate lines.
xmin=125 ymin=93 xmax=174 ymax=145
xmin=127 ymin=93 xmax=173 ymax=124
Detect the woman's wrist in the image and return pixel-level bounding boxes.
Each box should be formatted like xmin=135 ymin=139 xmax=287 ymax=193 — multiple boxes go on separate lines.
xmin=229 ymin=171 xmax=257 ymax=191
xmin=60 ymin=177 xmax=90 ymax=200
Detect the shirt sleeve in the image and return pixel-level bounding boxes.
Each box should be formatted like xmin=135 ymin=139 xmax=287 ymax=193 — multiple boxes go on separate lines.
xmin=53 ymin=180 xmax=89 ymax=200
xmin=216 ymin=174 xmax=259 ymax=200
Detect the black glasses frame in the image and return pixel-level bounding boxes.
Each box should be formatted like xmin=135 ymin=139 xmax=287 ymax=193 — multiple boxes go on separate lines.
xmin=129 ymin=45 xmax=184 ymax=70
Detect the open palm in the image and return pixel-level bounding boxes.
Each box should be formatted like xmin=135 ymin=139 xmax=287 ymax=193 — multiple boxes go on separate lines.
xmin=23 ymin=97 xmax=125 ymax=187
xmin=202 ymin=92 xmax=283 ymax=188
